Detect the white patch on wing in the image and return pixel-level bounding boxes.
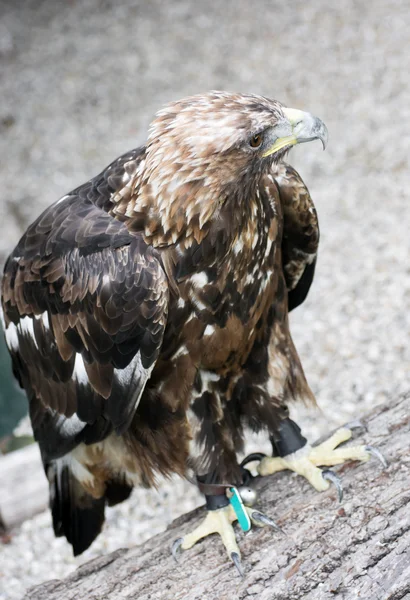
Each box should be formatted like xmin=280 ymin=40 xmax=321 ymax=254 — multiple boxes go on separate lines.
xmin=19 ymin=315 xmax=36 ymax=338
xmin=4 ymin=322 xmax=19 ymax=351
xmin=171 ymin=345 xmax=188 ymax=360
xmin=34 ymin=311 xmax=50 ymax=330
xmin=7 ymin=316 xmax=39 ymax=350
xmin=203 ymin=324 xmax=215 ymax=337
xmin=200 ymin=369 xmax=220 ymax=392
xmin=0 ymin=305 xmax=6 ymax=331
xmin=59 ymin=413 xmax=86 ymax=438
xmin=72 ymin=353 xmax=89 ymax=385
xmin=177 ymin=297 xmax=185 ymax=308
xmin=114 ymin=351 xmax=155 ymax=417
xmin=190 ymin=272 xmax=208 ymax=287
xmin=115 ymin=351 xmax=144 ymax=387
xmin=42 ymin=312 xmax=50 ymax=330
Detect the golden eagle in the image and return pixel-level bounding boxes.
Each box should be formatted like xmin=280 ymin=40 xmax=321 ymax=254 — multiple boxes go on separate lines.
xmin=1 ymin=92 xmax=384 ymax=575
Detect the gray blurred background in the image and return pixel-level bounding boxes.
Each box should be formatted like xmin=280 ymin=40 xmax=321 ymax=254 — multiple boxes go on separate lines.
xmin=0 ymin=0 xmax=409 ymax=596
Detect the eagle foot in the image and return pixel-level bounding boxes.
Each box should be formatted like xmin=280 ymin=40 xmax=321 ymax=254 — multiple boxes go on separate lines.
xmin=171 ymin=503 xmax=281 ymax=578
xmin=258 ymin=426 xmax=387 ymax=499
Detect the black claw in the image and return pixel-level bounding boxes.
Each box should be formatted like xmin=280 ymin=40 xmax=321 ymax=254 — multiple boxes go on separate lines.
xmin=365 ymin=445 xmax=388 ymax=468
xmin=251 ymin=510 xmax=285 ymax=534
xmin=322 ymin=469 xmax=344 ymax=502
xmin=240 ymin=452 xmax=267 ymax=468
xmin=171 ymin=537 xmax=184 ymax=562
xmin=231 ymin=552 xmax=244 ymax=578
xmin=240 ymin=453 xmax=267 ymax=486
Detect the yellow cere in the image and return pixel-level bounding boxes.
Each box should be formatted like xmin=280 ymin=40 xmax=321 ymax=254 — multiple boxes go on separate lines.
xmin=262 ymin=135 xmax=298 ymax=158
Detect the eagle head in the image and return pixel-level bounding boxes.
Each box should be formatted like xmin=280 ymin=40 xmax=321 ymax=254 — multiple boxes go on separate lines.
xmin=133 ymin=92 xmax=327 ymax=245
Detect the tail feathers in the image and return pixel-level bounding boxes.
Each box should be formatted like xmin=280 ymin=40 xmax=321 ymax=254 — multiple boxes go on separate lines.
xmin=48 ymin=461 xmax=105 ymax=556
xmin=105 ymin=477 xmax=133 ymax=507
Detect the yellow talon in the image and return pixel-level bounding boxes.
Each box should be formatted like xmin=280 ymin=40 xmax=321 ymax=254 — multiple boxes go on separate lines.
xmin=172 ymin=500 xmax=282 ymax=577
xmin=180 ymin=504 xmax=239 ymax=555
xmin=258 ymin=427 xmax=373 ymax=492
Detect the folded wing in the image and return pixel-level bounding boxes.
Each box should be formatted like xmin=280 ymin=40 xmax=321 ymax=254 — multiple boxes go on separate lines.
xmin=1 ymin=193 xmax=168 ymax=460
xmin=274 ymin=163 xmax=320 ymax=311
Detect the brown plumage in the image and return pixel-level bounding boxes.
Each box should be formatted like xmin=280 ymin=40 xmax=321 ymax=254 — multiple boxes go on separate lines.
xmin=1 ymin=91 xmax=326 ymax=555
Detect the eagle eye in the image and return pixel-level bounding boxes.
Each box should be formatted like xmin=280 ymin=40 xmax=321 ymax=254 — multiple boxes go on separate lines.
xmin=249 ymin=133 xmax=263 ymax=149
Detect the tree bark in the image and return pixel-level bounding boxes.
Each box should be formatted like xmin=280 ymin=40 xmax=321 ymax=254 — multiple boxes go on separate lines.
xmin=24 ymin=394 xmax=410 ymax=600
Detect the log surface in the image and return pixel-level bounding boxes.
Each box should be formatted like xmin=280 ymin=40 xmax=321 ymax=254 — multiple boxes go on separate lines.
xmin=24 ymin=394 xmax=410 ymax=600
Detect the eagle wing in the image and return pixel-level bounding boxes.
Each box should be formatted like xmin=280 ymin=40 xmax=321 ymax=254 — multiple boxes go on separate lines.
xmin=274 ymin=163 xmax=320 ymax=311
xmin=1 ymin=152 xmax=168 ymax=459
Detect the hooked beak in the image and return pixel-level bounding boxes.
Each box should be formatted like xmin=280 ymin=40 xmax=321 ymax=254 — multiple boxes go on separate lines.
xmin=262 ymin=107 xmax=328 ymax=157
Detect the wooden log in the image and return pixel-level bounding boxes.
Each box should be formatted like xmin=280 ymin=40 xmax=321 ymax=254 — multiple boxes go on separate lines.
xmin=0 ymin=443 xmax=48 ymax=530
xmin=23 ymin=393 xmax=410 ymax=600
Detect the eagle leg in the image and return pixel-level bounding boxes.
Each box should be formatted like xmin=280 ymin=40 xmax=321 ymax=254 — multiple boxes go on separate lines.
xmin=173 ymin=504 xmax=243 ymax=574
xmin=258 ymin=421 xmax=387 ymax=496
xmin=172 ymin=489 xmax=281 ymax=577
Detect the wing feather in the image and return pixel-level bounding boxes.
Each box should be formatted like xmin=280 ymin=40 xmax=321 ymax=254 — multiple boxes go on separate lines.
xmin=273 ymin=163 xmax=320 ymax=311
xmin=1 ymin=150 xmax=168 ymax=458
